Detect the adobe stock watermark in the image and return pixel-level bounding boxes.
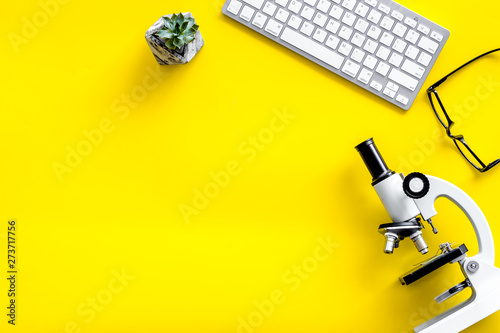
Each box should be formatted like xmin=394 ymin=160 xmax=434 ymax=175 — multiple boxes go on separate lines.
xmin=52 ymin=65 xmax=169 ymax=182
xmin=398 ymin=275 xmax=465 ymax=333
xmin=52 ymin=268 xmax=134 ymax=333
xmin=397 ymin=74 xmax=500 ymax=174
xmin=227 ymin=235 xmax=340 ymax=333
xmin=8 ymin=0 xmax=73 ymax=54
xmin=178 ymin=107 xmax=296 ymax=224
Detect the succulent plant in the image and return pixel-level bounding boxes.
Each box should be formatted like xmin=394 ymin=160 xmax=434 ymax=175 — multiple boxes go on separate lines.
xmin=155 ymin=13 xmax=199 ymax=50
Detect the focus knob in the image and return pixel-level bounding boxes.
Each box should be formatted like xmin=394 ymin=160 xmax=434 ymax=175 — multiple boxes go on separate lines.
xmin=403 ymin=172 xmax=430 ymax=199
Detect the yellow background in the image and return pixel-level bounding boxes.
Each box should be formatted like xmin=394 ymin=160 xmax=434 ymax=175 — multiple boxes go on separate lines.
xmin=1 ymin=0 xmax=500 ymax=332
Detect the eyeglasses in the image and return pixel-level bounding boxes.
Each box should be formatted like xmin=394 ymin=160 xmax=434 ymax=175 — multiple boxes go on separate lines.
xmin=427 ymin=48 xmax=500 ymax=172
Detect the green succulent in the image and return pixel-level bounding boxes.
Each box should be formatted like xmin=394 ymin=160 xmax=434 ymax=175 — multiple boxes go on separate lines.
xmin=155 ymin=13 xmax=199 ymax=50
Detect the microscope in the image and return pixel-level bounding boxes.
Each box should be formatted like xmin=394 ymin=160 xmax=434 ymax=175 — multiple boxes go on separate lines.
xmin=355 ymin=138 xmax=500 ymax=333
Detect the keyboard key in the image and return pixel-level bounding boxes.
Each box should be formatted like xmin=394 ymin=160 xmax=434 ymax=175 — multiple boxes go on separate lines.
xmin=363 ymin=54 xmax=377 ymax=69
xmin=430 ymin=31 xmax=443 ymax=42
xmin=352 ymin=33 xmax=366 ymax=47
xmin=313 ymin=28 xmax=328 ymax=43
xmin=380 ymin=32 xmax=394 ymax=46
xmin=227 ymin=0 xmax=243 ymax=15
xmin=326 ymin=19 xmax=340 ymax=33
xmin=370 ymin=80 xmax=383 ymax=91
xmin=378 ymin=3 xmax=390 ymax=14
xmin=304 ymin=0 xmax=317 ymax=6
xmin=351 ymin=48 xmax=366 ymax=62
xmin=339 ymin=26 xmax=353 ymax=40
xmin=386 ymin=81 xmax=399 ymax=92
xmin=363 ymin=39 xmax=378 ymax=53
xmin=388 ymin=68 xmax=418 ymax=91
xmin=404 ymin=17 xmax=417 ymax=28
xmin=265 ymin=19 xmax=284 ymax=36
xmin=354 ymin=18 xmax=369 ymax=33
xmin=317 ymin=0 xmax=332 ymax=13
xmin=338 ymin=41 xmax=353 ymax=56
xmin=342 ymin=59 xmax=361 ymax=77
xmin=405 ymin=30 xmax=420 ymax=44
xmin=242 ymin=0 xmax=265 ymax=9
xmin=367 ymin=9 xmax=382 ymax=24
xmin=365 ymin=0 xmax=377 ymax=7
xmin=358 ymin=68 xmax=373 ymax=84
xmin=313 ymin=12 xmax=328 ymax=26
xmin=383 ymin=87 xmax=396 ymax=98
xmin=376 ymin=62 xmax=390 ymax=76
xmin=391 ymin=10 xmax=403 ymax=21
xmin=389 ymin=52 xmax=403 ymax=67
xmin=392 ymin=38 xmax=407 ymax=53
xmin=417 ymin=52 xmax=432 ymax=66
xmin=288 ymin=15 xmax=302 ymax=29
xmin=380 ymin=16 xmax=395 ymax=30
xmin=418 ymin=36 xmax=438 ymax=54
xmin=401 ymin=59 xmax=425 ymax=79
xmin=376 ymin=45 xmax=390 ymax=60
xmin=355 ymin=3 xmax=370 ymax=17
xmin=276 ymin=0 xmax=289 ymax=7
xmin=367 ymin=25 xmax=382 ymax=39
xmin=417 ymin=24 xmax=430 ymax=35
xmin=280 ymin=28 xmax=345 ymax=68
xmin=393 ymin=23 xmax=407 ymax=38
xmin=276 ymin=8 xmax=290 ymax=22
xmin=240 ymin=6 xmax=255 ymax=21
xmin=263 ymin=2 xmax=277 ymax=15
xmin=396 ymin=94 xmax=409 ymax=105
xmin=300 ymin=22 xmax=315 ymax=36
xmin=342 ymin=12 xmax=356 ymax=26
xmin=329 ymin=5 xmax=344 ymax=20
xmin=288 ymin=0 xmax=302 ymax=13
xmin=252 ymin=12 xmax=268 ymax=28
xmin=405 ymin=45 xmax=419 ymax=59
xmin=325 ymin=35 xmax=340 ymax=49
xmin=300 ymin=6 xmax=315 ymax=20
xmin=341 ymin=0 xmax=356 ymax=11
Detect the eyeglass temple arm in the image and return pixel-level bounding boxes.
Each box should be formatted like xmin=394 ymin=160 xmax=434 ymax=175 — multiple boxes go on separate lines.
xmin=428 ymin=48 xmax=500 ymax=91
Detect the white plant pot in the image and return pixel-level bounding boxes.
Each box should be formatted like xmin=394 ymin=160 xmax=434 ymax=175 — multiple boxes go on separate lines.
xmin=145 ymin=12 xmax=204 ymax=65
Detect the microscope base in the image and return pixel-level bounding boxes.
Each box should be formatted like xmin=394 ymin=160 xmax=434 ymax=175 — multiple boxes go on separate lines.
xmin=414 ymin=258 xmax=500 ymax=333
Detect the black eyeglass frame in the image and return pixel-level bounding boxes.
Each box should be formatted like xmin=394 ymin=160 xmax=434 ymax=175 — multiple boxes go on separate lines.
xmin=427 ymin=48 xmax=500 ymax=173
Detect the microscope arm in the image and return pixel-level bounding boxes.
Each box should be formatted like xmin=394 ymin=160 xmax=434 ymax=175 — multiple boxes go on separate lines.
xmin=412 ymin=175 xmax=495 ymax=265
xmin=410 ymin=175 xmax=500 ymax=333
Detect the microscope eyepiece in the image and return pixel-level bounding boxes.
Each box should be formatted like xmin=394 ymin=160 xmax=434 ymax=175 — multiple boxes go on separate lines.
xmin=355 ymin=138 xmax=394 ymax=184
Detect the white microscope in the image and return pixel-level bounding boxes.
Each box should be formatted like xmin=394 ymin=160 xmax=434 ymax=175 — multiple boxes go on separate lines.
xmin=355 ymin=138 xmax=500 ymax=333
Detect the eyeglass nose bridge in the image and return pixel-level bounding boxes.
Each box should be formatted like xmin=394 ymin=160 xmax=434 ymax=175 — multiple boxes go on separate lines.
xmin=445 ymin=120 xmax=464 ymax=140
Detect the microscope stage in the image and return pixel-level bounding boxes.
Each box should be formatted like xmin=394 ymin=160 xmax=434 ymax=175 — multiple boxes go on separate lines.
xmin=400 ymin=244 xmax=468 ymax=285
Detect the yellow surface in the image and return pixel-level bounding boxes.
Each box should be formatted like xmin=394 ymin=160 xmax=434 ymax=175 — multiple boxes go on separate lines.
xmin=1 ymin=0 xmax=500 ymax=332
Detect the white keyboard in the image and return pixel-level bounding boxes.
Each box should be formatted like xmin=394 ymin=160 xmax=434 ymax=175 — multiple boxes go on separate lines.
xmin=222 ymin=0 xmax=449 ymax=110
